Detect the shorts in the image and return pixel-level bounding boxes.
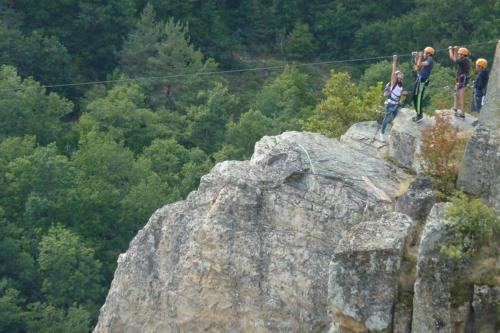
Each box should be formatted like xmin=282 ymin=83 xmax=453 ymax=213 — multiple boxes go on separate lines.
xmin=456 ymin=74 xmax=469 ymax=89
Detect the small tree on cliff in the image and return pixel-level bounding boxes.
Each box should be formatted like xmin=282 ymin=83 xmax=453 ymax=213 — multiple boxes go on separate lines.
xmin=419 ymin=113 xmax=464 ymax=198
xmin=303 ymin=70 xmax=383 ymax=137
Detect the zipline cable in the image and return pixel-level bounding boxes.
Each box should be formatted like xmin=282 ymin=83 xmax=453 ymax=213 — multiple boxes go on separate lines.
xmin=0 ymin=39 xmax=497 ymax=92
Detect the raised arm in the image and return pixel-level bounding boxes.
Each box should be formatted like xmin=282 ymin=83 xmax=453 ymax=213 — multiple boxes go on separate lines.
xmin=414 ymin=51 xmax=423 ymax=72
xmin=390 ymin=54 xmax=398 ymax=86
xmin=448 ymin=46 xmax=457 ymax=62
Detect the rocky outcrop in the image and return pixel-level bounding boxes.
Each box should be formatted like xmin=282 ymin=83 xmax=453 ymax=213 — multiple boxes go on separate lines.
xmin=411 ymin=203 xmax=454 ymax=333
xmin=458 ymin=41 xmax=500 ymax=213
xmin=328 ymin=212 xmax=415 ymax=333
xmin=471 ymin=285 xmax=500 ymax=332
xmin=389 ymin=109 xmax=477 ymax=172
xmin=94 ymin=131 xmax=412 ymax=333
xmin=395 ymin=174 xmax=436 ymax=221
xmin=94 ymin=42 xmax=500 ymax=333
xmin=340 ymin=121 xmax=386 ymax=152
xmin=410 ymin=203 xmax=476 ymax=333
xmin=388 ymin=108 xmax=424 ymax=171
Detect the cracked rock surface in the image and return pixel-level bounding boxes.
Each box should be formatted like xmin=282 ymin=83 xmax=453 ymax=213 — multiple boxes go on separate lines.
xmin=94 ymin=131 xmax=412 ymax=333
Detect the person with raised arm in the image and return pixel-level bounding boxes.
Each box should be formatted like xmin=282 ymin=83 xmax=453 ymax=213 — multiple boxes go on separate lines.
xmin=449 ymin=46 xmax=471 ymax=118
xmin=412 ymin=46 xmax=434 ymax=122
xmin=380 ymin=54 xmax=408 ymax=141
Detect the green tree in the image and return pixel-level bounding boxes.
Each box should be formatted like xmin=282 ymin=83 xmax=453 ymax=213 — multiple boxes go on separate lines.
xmin=0 ymin=66 xmax=73 ymax=145
xmin=140 ymin=138 xmax=211 ymax=198
xmin=442 ymin=193 xmax=500 ymax=261
xmin=24 ymin=302 xmax=91 ymax=333
xmin=0 ymin=280 xmax=25 ymax=333
xmin=8 ymin=0 xmax=136 ymax=77
xmin=216 ymin=109 xmax=276 ymax=161
xmin=284 ymin=23 xmax=316 ymax=60
xmin=254 ymin=66 xmax=318 ymax=131
xmin=0 ymin=213 xmax=37 ymax=299
xmin=186 ymin=83 xmax=239 ymax=153
xmin=38 ymin=225 xmax=103 ymax=309
xmin=78 ymin=82 xmax=165 ymax=153
xmin=0 ymin=144 xmax=74 ymax=228
xmin=71 ymin=132 xmax=139 ymax=241
xmin=120 ymin=6 xmax=218 ymax=109
xmin=136 ymin=0 xmax=234 ymax=63
xmin=70 ymin=131 xmax=167 ymax=277
xmin=0 ymin=21 xmax=75 ymax=94
xmin=119 ymin=4 xmax=162 ymax=78
xmin=304 ymin=70 xmax=383 ymax=137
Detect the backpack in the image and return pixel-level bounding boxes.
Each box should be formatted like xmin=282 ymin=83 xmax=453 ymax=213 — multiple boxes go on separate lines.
xmin=383 ymin=82 xmax=393 ymax=97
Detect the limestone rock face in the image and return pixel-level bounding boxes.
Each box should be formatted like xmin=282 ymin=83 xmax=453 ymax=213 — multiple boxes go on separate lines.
xmin=395 ymin=174 xmax=436 ymax=221
xmin=328 ymin=212 xmax=415 ymax=333
xmin=340 ymin=121 xmax=386 ymax=152
xmin=458 ymin=42 xmax=500 ymax=213
xmin=94 ymin=131 xmax=412 ymax=333
xmin=389 ymin=109 xmax=477 ymax=172
xmin=412 ymin=203 xmax=455 ymax=333
xmin=471 ymin=285 xmax=500 ymax=332
xmin=388 ymin=108 xmax=424 ymax=171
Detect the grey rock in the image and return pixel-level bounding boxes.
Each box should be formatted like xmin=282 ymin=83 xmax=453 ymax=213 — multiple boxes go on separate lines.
xmin=388 ymin=109 xmax=478 ymax=173
xmin=470 ymin=285 xmax=500 ymax=333
xmin=396 ymin=173 xmax=436 ymax=221
xmin=94 ymin=131 xmax=412 ymax=333
xmin=434 ymin=109 xmax=478 ymax=132
xmin=412 ymin=203 xmax=455 ymax=333
xmin=388 ymin=108 xmax=424 ymax=171
xmin=478 ymin=41 xmax=500 ymax=131
xmin=340 ymin=121 xmax=387 ymax=152
xmin=328 ymin=212 xmax=415 ymax=333
xmin=393 ymin=302 xmax=412 ymax=333
xmin=458 ymin=41 xmax=500 ymax=213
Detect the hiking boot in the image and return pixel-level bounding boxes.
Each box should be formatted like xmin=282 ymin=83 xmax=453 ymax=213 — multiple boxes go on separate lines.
xmin=412 ymin=114 xmax=423 ymax=122
xmin=379 ymin=133 xmax=385 ymax=142
xmin=453 ymin=108 xmax=466 ymax=118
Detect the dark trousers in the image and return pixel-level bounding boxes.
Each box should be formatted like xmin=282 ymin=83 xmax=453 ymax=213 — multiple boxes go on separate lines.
xmin=413 ymin=77 xmax=429 ymax=116
xmin=471 ymin=89 xmax=484 ymax=113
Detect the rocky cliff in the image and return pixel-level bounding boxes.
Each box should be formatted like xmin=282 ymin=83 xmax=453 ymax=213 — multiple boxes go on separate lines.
xmin=94 ymin=41 xmax=500 ymax=333
xmin=458 ymin=41 xmax=500 ymax=213
xmin=94 ymin=130 xmax=413 ymax=333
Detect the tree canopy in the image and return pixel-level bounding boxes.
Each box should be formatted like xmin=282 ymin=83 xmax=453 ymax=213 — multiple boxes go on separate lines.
xmin=0 ymin=1 xmax=498 ymax=330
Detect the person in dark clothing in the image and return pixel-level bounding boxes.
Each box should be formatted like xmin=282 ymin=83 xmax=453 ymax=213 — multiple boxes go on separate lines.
xmin=449 ymin=46 xmax=471 ymax=118
xmin=472 ymin=58 xmax=489 ymax=112
xmin=412 ymin=46 xmax=434 ymax=122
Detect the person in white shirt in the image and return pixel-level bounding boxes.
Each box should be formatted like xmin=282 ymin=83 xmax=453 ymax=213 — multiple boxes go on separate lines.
xmin=380 ymin=54 xmax=408 ymax=141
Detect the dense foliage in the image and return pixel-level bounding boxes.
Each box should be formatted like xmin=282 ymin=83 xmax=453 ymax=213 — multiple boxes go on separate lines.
xmin=442 ymin=193 xmax=499 ymax=261
xmin=419 ymin=113 xmax=464 ymax=198
xmin=0 ymin=0 xmax=498 ymax=331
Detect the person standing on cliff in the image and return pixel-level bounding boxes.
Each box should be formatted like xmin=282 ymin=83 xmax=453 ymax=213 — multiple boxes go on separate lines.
xmin=449 ymin=46 xmax=471 ymax=118
xmin=380 ymin=55 xmax=408 ymax=141
xmin=412 ymin=46 xmax=434 ymax=122
xmin=471 ymin=58 xmax=489 ymax=113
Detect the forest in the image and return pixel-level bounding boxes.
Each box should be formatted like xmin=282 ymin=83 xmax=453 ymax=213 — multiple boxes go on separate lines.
xmin=0 ymin=1 xmax=498 ymax=331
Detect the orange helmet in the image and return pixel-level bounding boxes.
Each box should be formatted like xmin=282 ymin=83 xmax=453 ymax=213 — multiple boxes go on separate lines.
xmin=424 ymin=46 xmax=435 ymax=56
xmin=476 ymin=58 xmax=488 ymax=69
xmin=458 ymin=47 xmax=469 ymax=56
